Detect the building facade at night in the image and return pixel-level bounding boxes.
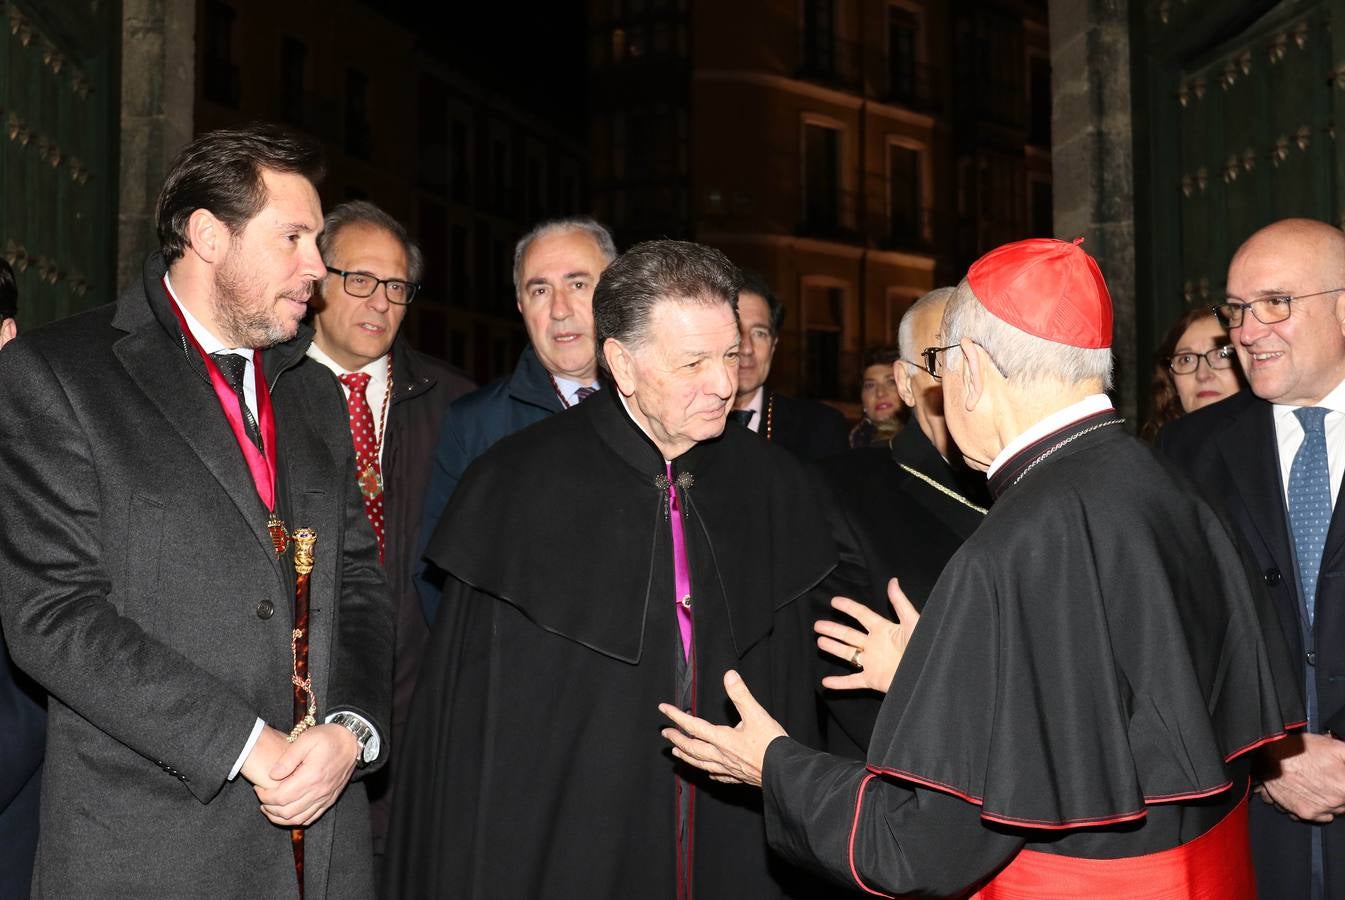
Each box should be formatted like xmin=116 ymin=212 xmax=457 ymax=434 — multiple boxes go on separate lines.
xmin=5 ymin=0 xmax=1052 ymax=408
xmin=193 ymin=0 xmax=590 ymax=385
xmin=588 ymin=0 xmax=1051 ymax=405
xmin=1 ymin=0 xmax=592 ymax=386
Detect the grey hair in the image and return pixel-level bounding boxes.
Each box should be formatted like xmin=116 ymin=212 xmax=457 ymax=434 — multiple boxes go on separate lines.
xmin=897 ymin=287 xmax=956 ymax=366
xmin=942 ymin=277 xmax=1114 ymax=389
xmin=592 ymin=240 xmax=742 ymax=375
xmin=512 ymin=217 xmax=617 ymax=296
xmin=318 ymin=200 xmax=424 ymax=284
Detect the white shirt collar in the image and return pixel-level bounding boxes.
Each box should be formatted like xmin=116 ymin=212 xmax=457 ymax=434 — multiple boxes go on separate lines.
xmin=1273 ymin=376 xmax=1345 ymax=424
xmin=305 ymin=341 xmax=390 ymax=385
xmin=741 ymin=386 xmax=765 ymax=432
xmin=552 ymin=374 xmax=599 ymax=407
xmin=163 ymin=273 xmax=253 ymax=361
xmin=987 ymin=393 xmax=1114 ymax=480
xmin=616 ymin=391 xmax=673 ymax=464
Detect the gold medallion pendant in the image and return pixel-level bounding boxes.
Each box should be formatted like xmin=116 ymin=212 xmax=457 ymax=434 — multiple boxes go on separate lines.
xmin=267 ymin=512 xmax=290 ymax=557
xmin=358 ymin=464 xmax=383 ymax=500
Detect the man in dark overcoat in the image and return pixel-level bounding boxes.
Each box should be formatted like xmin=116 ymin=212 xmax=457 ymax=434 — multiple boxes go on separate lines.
xmin=1161 ymin=217 xmax=1345 ymax=899
xmin=0 ymin=126 xmax=393 ymax=899
xmin=415 ymin=216 xmax=616 ymax=625
xmin=305 ymin=199 xmax=473 ymax=868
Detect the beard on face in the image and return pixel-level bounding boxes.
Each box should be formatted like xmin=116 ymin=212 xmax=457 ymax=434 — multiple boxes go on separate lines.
xmin=212 ymin=244 xmax=310 ymax=349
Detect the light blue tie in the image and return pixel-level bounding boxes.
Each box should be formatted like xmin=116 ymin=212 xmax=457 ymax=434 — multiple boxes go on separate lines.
xmin=1289 ymin=407 xmax=1332 ymax=625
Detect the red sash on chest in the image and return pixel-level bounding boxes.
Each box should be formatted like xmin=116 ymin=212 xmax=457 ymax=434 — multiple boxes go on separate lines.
xmin=972 ymin=796 xmax=1255 ymax=899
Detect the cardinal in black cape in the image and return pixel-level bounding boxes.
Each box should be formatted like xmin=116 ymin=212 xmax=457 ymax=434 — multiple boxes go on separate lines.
xmin=383 ymin=240 xmax=855 ymax=898
xmin=661 ymin=237 xmax=1305 ymax=898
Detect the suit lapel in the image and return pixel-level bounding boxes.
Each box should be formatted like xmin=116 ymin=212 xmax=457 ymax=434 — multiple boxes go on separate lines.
xmin=114 ymin=327 xmax=286 ymax=579
xmin=1320 ymin=455 xmax=1345 ymax=576
xmin=1217 ymin=401 xmax=1304 ymax=632
xmin=281 ymin=372 xmax=343 ymax=704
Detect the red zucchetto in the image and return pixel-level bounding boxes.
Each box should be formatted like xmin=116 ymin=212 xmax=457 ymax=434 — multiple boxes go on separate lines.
xmin=966 ymin=237 xmax=1113 ymax=349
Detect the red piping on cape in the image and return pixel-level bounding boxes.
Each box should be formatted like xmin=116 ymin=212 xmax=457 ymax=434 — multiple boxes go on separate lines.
xmin=848 ymin=773 xmax=896 ymax=899
xmin=865 ymin=755 xmax=1261 ymax=830
xmin=1225 ymin=721 xmax=1304 ymax=762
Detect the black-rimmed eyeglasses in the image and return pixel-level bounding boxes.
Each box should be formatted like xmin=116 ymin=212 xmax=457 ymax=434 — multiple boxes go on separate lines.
xmin=919 ymin=344 xmax=960 ymax=380
xmin=1212 ymin=287 xmax=1345 ymax=328
xmin=1167 ymin=344 xmax=1236 ymax=375
xmin=326 ymin=266 xmax=420 ymax=305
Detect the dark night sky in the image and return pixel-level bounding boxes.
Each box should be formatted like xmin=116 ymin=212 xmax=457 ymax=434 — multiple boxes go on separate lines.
xmin=374 ymin=0 xmax=591 ymax=138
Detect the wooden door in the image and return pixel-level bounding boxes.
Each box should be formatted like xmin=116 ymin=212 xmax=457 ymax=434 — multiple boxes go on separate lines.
xmin=1 ymin=0 xmax=118 ymax=328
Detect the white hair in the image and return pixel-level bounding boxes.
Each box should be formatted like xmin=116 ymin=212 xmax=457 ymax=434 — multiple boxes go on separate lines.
xmin=942 ymin=277 xmax=1113 ymax=389
xmin=512 ymin=217 xmax=617 ymax=297
xmin=897 ymin=287 xmax=956 ymax=366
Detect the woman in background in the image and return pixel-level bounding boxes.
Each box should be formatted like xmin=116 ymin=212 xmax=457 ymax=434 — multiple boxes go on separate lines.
xmin=1140 ymin=307 xmax=1244 ymax=441
xmin=850 ymin=345 xmax=906 ymax=448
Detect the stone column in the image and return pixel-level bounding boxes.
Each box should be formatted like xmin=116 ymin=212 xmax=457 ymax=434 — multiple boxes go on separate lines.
xmin=118 ymin=0 xmax=195 ymax=288
xmin=1049 ymin=0 xmax=1137 ymax=420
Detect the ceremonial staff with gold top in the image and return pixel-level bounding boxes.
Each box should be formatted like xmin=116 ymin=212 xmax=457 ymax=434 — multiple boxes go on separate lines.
xmin=287 ymin=527 xmax=319 ymax=897
xmin=0 ymin=125 xmax=394 ymax=898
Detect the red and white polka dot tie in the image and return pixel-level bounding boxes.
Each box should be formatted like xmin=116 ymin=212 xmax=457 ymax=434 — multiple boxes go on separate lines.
xmin=338 ymin=372 xmax=385 ymax=563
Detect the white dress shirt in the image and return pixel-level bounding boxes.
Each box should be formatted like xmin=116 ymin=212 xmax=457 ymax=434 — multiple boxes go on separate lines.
xmin=553 ymin=374 xmax=601 ymax=408
xmin=165 ymin=275 xmax=258 ymax=420
xmin=305 ymin=343 xmax=392 ymax=467
xmin=738 ymin=386 xmax=766 ymax=433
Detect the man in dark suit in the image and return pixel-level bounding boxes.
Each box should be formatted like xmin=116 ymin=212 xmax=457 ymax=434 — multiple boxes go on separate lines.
xmin=821 ymin=286 xmax=987 ymax=758
xmin=0 ymin=256 xmax=45 ymax=900
xmin=0 ymin=126 xmax=393 ymax=898
xmin=1160 ymin=217 xmax=1345 ymax=899
xmin=305 ymin=199 xmax=474 ymax=870
xmin=416 ymin=217 xmax=616 ymax=625
xmin=730 ymin=270 xmax=849 ymax=460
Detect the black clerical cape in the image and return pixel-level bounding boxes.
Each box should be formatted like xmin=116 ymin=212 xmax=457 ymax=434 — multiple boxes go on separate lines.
xmin=821 ymin=427 xmax=987 ymax=758
xmin=762 ymin=410 xmax=1304 ymax=898
xmin=384 ymin=388 xmax=841 ymax=899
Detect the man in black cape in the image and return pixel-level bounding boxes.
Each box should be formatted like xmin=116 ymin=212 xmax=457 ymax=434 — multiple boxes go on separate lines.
xmin=820 ymin=285 xmax=987 ymax=759
xmin=663 ymin=238 xmax=1304 ymax=898
xmin=384 ymin=241 xmax=846 ymax=898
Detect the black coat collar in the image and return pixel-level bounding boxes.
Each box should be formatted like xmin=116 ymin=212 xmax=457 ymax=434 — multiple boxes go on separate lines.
xmin=507 ymin=344 xmax=568 ymax=413
xmin=891 ymin=425 xmax=959 ymax=491
xmin=987 ymin=408 xmax=1125 ymax=500
xmin=113 ymin=251 xmax=314 ymax=385
xmin=432 ymin=387 xmax=838 ymax=662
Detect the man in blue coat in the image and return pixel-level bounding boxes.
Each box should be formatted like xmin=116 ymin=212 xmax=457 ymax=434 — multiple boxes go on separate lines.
xmin=0 ymin=653 xmax=44 ymax=900
xmin=416 ymin=217 xmax=616 ymax=624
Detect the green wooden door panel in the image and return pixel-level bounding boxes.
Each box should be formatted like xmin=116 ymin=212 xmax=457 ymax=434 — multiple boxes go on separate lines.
xmin=1133 ymin=0 xmax=1345 ymax=419
xmin=0 ymin=0 xmax=118 ymax=328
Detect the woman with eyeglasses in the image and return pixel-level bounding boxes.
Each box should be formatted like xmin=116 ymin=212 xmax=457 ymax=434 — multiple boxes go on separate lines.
xmin=1140 ymin=307 xmax=1245 ymax=441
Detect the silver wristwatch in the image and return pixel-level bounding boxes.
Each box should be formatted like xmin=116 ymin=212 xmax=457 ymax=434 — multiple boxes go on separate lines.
xmin=328 ymin=712 xmax=377 ymax=768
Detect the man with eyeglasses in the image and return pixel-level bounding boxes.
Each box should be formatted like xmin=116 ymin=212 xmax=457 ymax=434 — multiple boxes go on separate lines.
xmin=307 ymin=200 xmax=474 ymax=871
xmin=662 ymin=237 xmax=1302 ymax=898
xmin=729 ymin=270 xmax=850 ymax=460
xmin=1160 ymin=217 xmax=1345 ymax=900
xmin=0 ymin=125 xmax=393 ymax=898
xmin=818 ymin=286 xmax=988 ymax=759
